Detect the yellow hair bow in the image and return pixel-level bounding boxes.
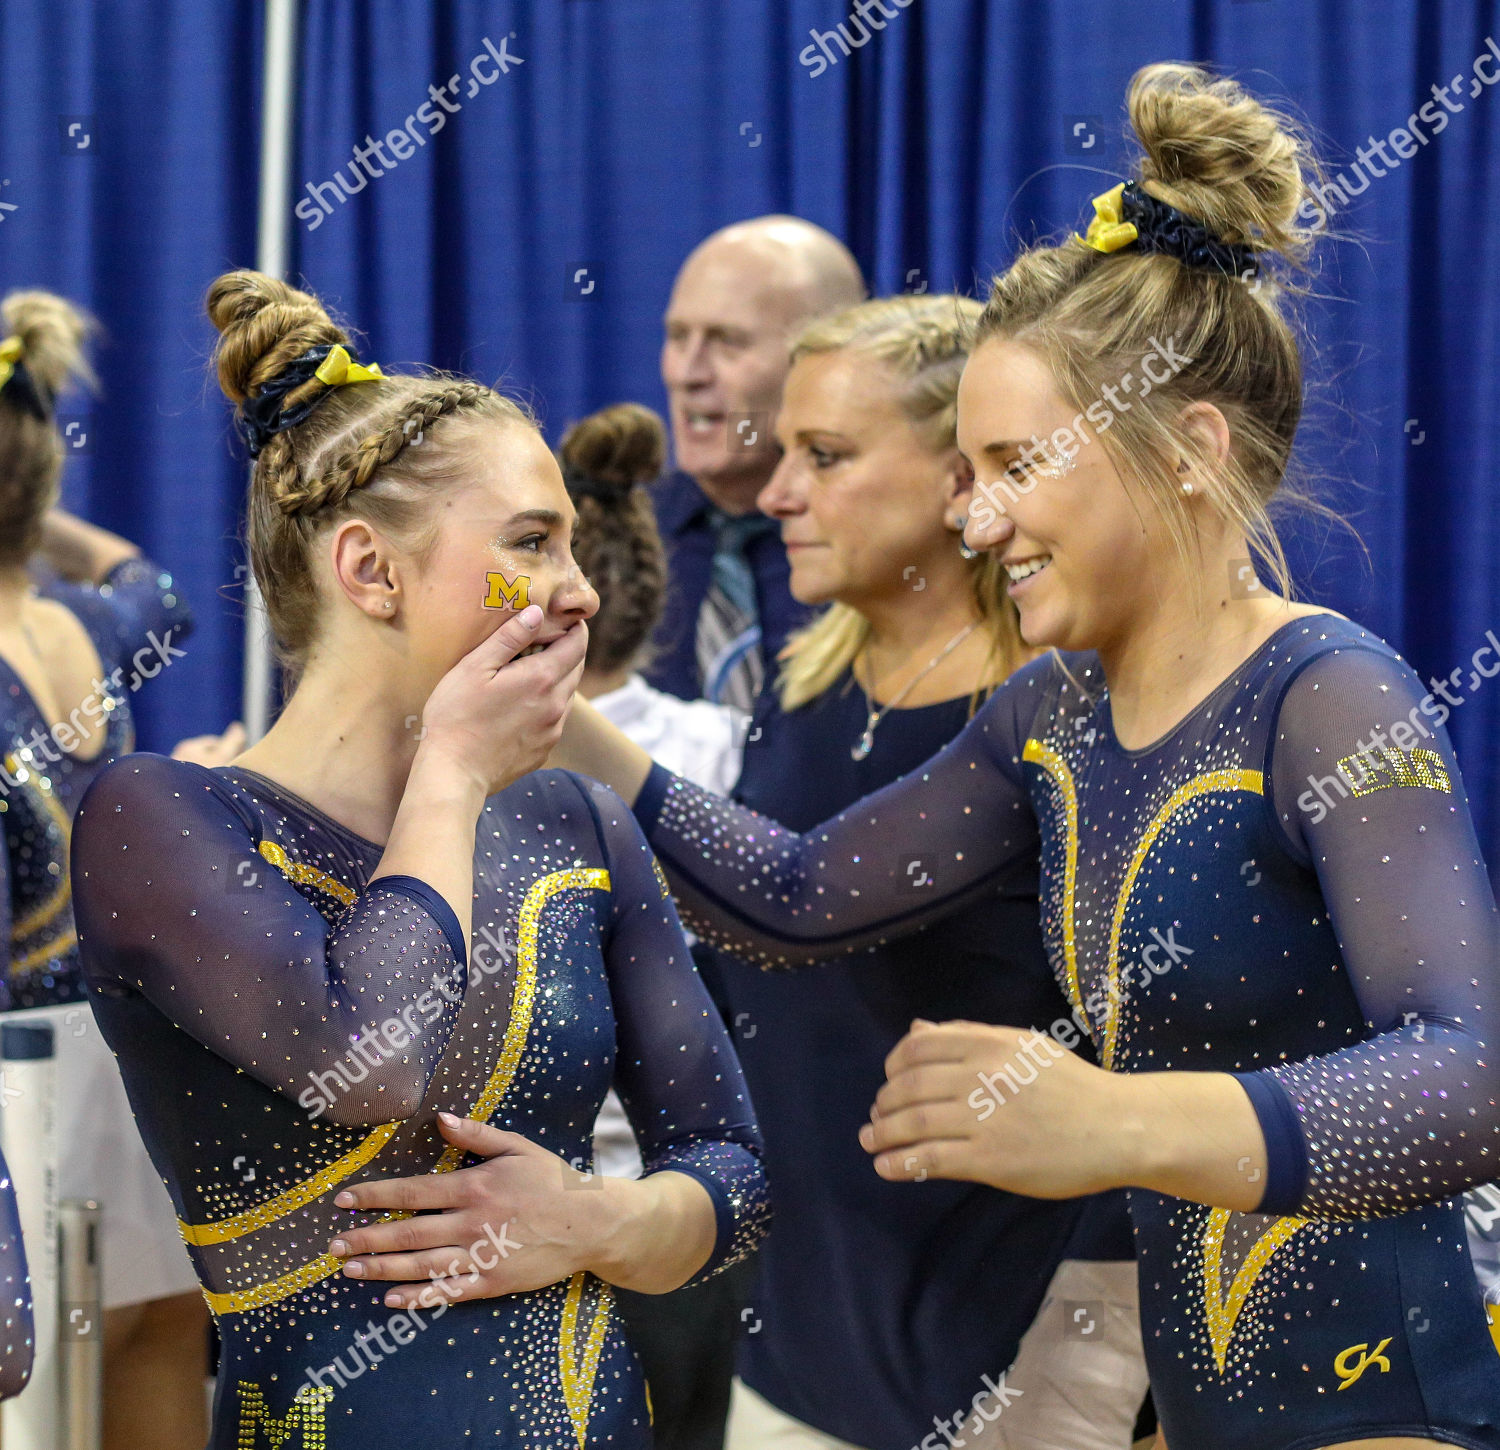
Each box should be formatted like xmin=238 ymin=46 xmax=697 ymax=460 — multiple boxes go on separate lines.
xmin=314 ymin=344 xmax=384 ymax=387
xmin=1075 ymin=182 xmax=1139 ymax=254
xmin=0 ymin=336 xmax=23 ymax=392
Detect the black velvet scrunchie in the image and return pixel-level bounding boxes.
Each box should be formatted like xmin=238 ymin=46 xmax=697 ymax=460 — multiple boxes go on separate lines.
xmin=237 ymin=343 xmax=351 ymax=458
xmin=0 ymin=362 xmax=53 ymax=423
xmin=1118 ymin=181 xmax=1260 ymax=279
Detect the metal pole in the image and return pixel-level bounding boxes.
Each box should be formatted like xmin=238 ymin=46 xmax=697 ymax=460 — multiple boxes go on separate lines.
xmin=57 ymin=1200 xmax=101 ymax=1450
xmin=243 ymin=0 xmax=300 ymax=741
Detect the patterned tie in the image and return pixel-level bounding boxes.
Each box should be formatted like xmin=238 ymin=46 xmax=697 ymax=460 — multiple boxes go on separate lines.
xmin=695 ymin=510 xmax=777 ymax=709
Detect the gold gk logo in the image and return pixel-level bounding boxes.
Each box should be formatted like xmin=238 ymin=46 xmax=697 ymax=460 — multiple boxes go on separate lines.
xmin=1334 ymin=1337 xmax=1393 ymax=1390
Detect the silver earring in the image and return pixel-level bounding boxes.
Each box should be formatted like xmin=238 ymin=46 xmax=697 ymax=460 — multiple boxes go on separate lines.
xmin=954 ymin=515 xmax=979 ymax=559
xmin=383 ymin=600 xmax=394 ymax=610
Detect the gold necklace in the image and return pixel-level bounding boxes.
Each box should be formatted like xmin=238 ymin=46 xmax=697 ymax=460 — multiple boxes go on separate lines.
xmin=851 ymin=621 xmax=981 ymax=761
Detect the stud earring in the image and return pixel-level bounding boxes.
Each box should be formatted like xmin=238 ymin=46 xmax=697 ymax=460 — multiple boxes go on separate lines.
xmin=383 ymin=600 xmax=394 ymax=610
xmin=953 ymin=514 xmax=979 ymax=560
xmin=1181 ymin=481 xmax=1194 ymax=495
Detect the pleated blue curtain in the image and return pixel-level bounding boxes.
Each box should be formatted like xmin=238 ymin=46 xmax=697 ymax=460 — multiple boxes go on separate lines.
xmin=0 ymin=0 xmax=262 ymax=751
xmin=3 ymin=0 xmax=1497 ymax=869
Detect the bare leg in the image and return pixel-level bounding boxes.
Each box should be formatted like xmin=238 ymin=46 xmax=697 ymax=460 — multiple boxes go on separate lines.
xmin=103 ymin=1292 xmax=209 ymax=1450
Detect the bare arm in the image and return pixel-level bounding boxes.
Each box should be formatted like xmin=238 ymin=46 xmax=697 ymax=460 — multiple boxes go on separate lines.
xmin=34 ymin=508 xmax=139 ymax=584
xmin=549 ymin=695 xmax=652 ymax=802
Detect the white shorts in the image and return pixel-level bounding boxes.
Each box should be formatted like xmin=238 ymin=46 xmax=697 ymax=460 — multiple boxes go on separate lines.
xmin=725 ymin=1258 xmax=1147 ymax=1450
xmin=6 ymin=1001 xmax=198 ymax=1310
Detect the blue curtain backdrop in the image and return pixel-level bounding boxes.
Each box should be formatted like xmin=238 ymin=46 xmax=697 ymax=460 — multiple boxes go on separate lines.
xmin=1 ymin=0 xmax=1497 ymax=865
xmin=0 ymin=0 xmax=262 ymax=753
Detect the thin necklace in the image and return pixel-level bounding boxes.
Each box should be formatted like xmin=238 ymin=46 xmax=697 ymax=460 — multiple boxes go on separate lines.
xmin=851 ymin=621 xmax=980 ymax=761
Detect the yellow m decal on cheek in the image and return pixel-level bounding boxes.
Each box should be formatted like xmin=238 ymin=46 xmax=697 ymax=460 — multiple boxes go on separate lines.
xmin=482 ymin=571 xmax=531 ymax=611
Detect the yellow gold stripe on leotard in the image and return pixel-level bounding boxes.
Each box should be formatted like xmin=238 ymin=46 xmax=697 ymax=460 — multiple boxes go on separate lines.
xmin=559 ymin=1271 xmax=614 ymax=1448
xmin=11 ymin=927 xmax=77 ymax=974
xmin=1021 ymin=740 xmax=1083 ymax=1018
xmin=435 ymin=868 xmax=610 ymax=1172
xmin=256 ymin=838 xmax=358 ymax=908
xmin=1202 ymin=1207 xmax=1307 ymax=1374
xmin=203 ymin=1252 xmax=351 ymax=1316
xmin=178 ymin=1123 xmax=402 ymax=1246
xmin=1102 ymin=769 xmax=1263 ymax=1070
xmin=7 ymin=752 xmax=73 ymax=944
xmin=202 ymin=868 xmax=611 ymax=1314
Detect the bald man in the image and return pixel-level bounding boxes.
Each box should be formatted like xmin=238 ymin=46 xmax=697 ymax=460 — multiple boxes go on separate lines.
xmin=644 ymin=216 xmax=865 ymax=707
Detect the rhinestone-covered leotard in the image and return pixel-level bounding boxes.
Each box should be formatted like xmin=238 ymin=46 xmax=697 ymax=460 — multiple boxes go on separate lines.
xmin=73 ymin=759 xmax=769 ymax=1448
xmin=0 ymin=558 xmax=190 ymax=1009
xmin=631 ymin=615 xmax=1500 ymax=1449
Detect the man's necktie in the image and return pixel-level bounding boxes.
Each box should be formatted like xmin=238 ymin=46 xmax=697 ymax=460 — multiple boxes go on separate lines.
xmin=695 ymin=510 xmax=777 ymax=709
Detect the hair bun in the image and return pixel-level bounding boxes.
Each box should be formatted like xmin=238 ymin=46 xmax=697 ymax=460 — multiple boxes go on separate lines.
xmin=559 ymin=403 xmax=666 ymax=501
xmin=205 ymin=270 xmax=348 ymax=405
xmin=1 ymin=290 xmax=96 ymax=403
xmin=1127 ymin=62 xmax=1319 ymax=265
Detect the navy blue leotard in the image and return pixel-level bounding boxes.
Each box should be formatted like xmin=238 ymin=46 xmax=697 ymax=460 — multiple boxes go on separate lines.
xmin=1 ymin=557 xmax=190 ymax=1009
xmin=0 ymin=1146 xmax=31 ymax=1399
xmin=631 ymin=615 xmax=1500 ymax=1450
xmin=72 ymin=759 xmax=769 ymax=1448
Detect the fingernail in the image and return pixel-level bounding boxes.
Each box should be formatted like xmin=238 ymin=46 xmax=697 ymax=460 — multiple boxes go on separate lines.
xmin=384 ymin=1291 xmax=404 ymax=1308
xmin=343 ymin=1261 xmax=365 ymax=1278
xmin=858 ymin=1125 xmax=873 ymax=1150
xmin=329 ymin=1239 xmax=349 ymax=1257
xmin=438 ymin=1111 xmax=460 ymax=1127
xmin=334 ymin=1191 xmax=355 ymax=1209
xmin=520 ymin=605 xmax=542 ymax=630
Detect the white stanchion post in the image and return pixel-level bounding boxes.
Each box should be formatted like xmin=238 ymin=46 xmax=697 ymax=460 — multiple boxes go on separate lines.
xmin=57 ymin=1200 xmax=100 ymax=1450
xmin=0 ymin=1021 xmax=58 ymax=1450
xmin=243 ymin=0 xmax=300 ymax=745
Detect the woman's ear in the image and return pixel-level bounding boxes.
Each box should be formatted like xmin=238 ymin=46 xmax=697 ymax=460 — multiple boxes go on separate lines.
xmin=1177 ymin=402 xmax=1232 ymax=471
xmin=328 ymin=519 xmax=400 ymax=620
xmin=941 ymin=449 xmax=977 ymax=525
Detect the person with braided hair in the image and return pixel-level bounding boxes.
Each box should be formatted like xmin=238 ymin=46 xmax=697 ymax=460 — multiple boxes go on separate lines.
xmin=70 ymin=270 xmax=769 ymax=1448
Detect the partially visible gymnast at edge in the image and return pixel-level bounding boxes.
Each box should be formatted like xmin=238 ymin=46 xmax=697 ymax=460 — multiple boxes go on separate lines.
xmin=365 ymin=63 xmax=1500 ymax=1450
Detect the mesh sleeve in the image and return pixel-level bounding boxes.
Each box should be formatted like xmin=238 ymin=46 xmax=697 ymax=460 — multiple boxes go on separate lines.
xmin=1244 ymin=644 xmax=1500 ymax=1218
xmin=71 ymin=754 xmax=468 ymax=1128
xmin=0 ymin=1148 xmax=30 ymax=1399
xmin=631 ymin=661 xmax=1047 ymax=967
xmin=580 ymin=777 xmax=770 ymax=1283
xmin=41 ymin=556 xmax=193 ymax=683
